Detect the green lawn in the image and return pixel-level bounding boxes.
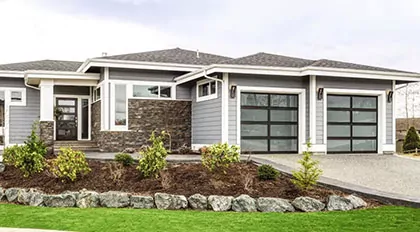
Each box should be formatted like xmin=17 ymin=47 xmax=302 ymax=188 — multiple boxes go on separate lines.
xmin=0 ymin=204 xmax=418 ymax=232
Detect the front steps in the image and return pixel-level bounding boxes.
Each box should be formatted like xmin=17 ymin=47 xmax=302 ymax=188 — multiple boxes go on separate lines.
xmin=53 ymin=141 xmax=100 ymax=154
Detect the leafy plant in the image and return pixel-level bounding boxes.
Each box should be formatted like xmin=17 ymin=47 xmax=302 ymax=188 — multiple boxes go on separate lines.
xmin=4 ymin=145 xmax=45 ymax=177
xmin=49 ymin=147 xmax=91 ymax=182
xmin=137 ymin=131 xmax=168 ymax=178
xmin=201 ymin=143 xmax=240 ymax=172
xmin=403 ymin=126 xmax=420 ymax=152
xmin=24 ymin=121 xmax=47 ymax=157
xmin=257 ymin=164 xmax=280 ymax=180
xmin=291 ymin=141 xmax=323 ymax=191
xmin=2 ymin=145 xmax=22 ymax=166
xmin=115 ymin=153 xmax=134 ymax=166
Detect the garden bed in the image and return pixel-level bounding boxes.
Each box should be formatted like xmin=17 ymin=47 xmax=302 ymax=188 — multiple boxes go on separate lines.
xmin=0 ymin=160 xmax=380 ymax=206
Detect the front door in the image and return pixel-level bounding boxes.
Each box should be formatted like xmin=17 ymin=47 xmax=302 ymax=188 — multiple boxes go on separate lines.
xmin=56 ymin=98 xmax=78 ymax=141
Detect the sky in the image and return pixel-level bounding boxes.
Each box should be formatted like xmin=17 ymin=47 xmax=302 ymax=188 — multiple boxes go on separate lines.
xmin=0 ymin=0 xmax=420 ymax=117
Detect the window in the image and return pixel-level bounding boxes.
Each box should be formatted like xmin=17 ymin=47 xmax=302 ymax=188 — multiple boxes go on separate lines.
xmin=93 ymin=87 xmax=101 ymax=102
xmin=114 ymin=84 xmax=127 ymax=126
xmin=132 ymin=85 xmax=172 ymax=99
xmin=197 ymin=80 xmax=217 ymax=102
xmin=9 ymin=89 xmax=26 ymax=106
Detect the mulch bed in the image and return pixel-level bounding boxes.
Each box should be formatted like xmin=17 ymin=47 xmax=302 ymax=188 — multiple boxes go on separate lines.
xmin=0 ymin=161 xmax=381 ymax=206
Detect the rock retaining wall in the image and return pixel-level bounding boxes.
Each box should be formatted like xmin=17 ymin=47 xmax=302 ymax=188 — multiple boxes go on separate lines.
xmin=0 ymin=187 xmax=367 ymax=213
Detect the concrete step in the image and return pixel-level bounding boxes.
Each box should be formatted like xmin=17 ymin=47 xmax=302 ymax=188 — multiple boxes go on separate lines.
xmin=53 ymin=141 xmax=100 ymax=153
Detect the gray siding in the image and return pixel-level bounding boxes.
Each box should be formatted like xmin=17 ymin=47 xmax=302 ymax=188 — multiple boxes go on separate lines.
xmin=228 ymin=74 xmax=309 ymax=145
xmin=176 ymin=84 xmax=192 ymax=100
xmin=54 ymin=86 xmax=90 ymax=95
xmin=316 ymin=76 xmax=393 ymax=145
xmin=191 ymin=80 xmax=222 ymax=144
xmin=0 ymin=78 xmax=40 ymax=144
xmin=109 ymin=68 xmax=186 ymax=82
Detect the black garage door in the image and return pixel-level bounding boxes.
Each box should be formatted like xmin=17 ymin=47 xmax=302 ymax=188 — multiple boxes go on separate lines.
xmin=327 ymin=95 xmax=377 ymax=153
xmin=240 ymin=92 xmax=298 ymax=153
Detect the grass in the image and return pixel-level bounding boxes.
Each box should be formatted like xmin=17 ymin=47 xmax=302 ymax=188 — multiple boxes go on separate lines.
xmin=0 ymin=204 xmax=419 ymax=232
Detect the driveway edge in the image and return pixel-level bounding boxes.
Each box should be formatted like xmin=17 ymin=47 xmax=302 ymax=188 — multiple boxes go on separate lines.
xmin=251 ymin=156 xmax=420 ymax=208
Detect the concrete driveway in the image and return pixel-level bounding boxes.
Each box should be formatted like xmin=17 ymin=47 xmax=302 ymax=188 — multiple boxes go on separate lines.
xmin=256 ymin=154 xmax=420 ymax=198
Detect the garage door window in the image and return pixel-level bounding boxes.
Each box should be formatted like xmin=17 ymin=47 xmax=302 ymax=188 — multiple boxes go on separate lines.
xmin=241 ymin=93 xmax=298 ymax=153
xmin=327 ymin=95 xmax=377 ymax=153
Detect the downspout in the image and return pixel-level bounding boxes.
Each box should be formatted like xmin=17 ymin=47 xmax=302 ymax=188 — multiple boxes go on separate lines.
xmin=24 ymin=76 xmax=40 ymax=91
xmin=203 ymin=70 xmax=223 ymax=84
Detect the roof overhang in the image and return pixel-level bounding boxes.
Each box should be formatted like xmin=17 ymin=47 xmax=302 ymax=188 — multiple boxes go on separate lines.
xmin=77 ymin=58 xmax=204 ymax=73
xmin=175 ymin=64 xmax=420 ymax=85
xmin=0 ymin=70 xmax=25 ymax=78
xmin=25 ymin=70 xmax=100 ymax=86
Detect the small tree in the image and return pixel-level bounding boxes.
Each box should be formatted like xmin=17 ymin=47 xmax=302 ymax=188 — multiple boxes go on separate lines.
xmin=137 ymin=131 xmax=168 ymax=178
xmin=403 ymin=126 xmax=420 ymax=152
xmin=291 ymin=141 xmax=322 ymax=191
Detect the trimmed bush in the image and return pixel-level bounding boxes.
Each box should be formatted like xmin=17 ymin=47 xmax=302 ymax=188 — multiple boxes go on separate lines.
xmin=201 ymin=143 xmax=240 ymax=173
xmin=403 ymin=126 xmax=420 ymax=152
xmin=257 ymin=164 xmax=279 ymax=180
xmin=291 ymin=141 xmax=323 ymax=191
xmin=3 ymin=145 xmax=23 ymax=166
xmin=115 ymin=153 xmax=134 ymax=166
xmin=137 ymin=131 xmax=168 ymax=178
xmin=49 ymin=147 xmax=91 ymax=182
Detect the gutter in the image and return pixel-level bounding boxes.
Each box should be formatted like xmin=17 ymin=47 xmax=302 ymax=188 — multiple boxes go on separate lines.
xmin=23 ymin=76 xmax=40 ymax=90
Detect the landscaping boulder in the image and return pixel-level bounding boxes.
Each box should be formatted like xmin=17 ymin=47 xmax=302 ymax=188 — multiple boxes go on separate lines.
xmin=29 ymin=191 xmax=44 ymax=207
xmin=77 ymin=190 xmax=100 ymax=208
xmin=130 ymin=195 xmax=155 ymax=209
xmin=208 ymin=195 xmax=234 ymax=212
xmin=345 ymin=194 xmax=367 ymax=209
xmin=292 ymin=196 xmax=325 ymax=212
xmin=188 ymin=194 xmax=207 ymax=210
xmin=154 ymin=193 xmax=188 ymax=210
xmin=99 ymin=191 xmax=130 ymax=208
xmin=17 ymin=188 xmax=42 ymax=205
xmin=0 ymin=187 xmax=5 ymax=201
xmin=327 ymin=195 xmax=354 ymax=211
xmin=256 ymin=197 xmax=295 ymax=212
xmin=43 ymin=193 xmax=76 ymax=207
xmin=0 ymin=163 xmax=5 ymax=173
xmin=232 ymin=194 xmax=257 ymax=212
xmin=5 ymin=187 xmax=21 ymax=202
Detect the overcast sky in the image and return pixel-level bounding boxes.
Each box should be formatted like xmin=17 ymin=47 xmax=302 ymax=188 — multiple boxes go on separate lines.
xmin=0 ymin=0 xmax=419 ymax=117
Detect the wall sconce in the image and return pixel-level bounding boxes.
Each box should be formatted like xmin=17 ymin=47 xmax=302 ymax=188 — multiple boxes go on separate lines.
xmin=230 ymin=85 xmax=237 ymax=98
xmin=317 ymin=88 xmax=324 ymax=100
xmin=387 ymin=90 xmax=394 ymax=103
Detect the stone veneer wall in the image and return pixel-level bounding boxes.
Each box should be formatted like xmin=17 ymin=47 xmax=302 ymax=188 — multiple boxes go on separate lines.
xmin=91 ymin=99 xmax=191 ymax=152
xmin=39 ymin=121 xmax=54 ymax=154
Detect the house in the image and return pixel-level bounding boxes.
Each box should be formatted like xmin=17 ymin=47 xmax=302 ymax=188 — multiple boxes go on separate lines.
xmin=0 ymin=48 xmax=419 ymax=154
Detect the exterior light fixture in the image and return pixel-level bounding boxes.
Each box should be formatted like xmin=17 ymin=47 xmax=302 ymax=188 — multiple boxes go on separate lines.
xmin=230 ymin=85 xmax=237 ymax=98
xmin=317 ymin=88 xmax=324 ymax=100
xmin=387 ymin=90 xmax=394 ymax=103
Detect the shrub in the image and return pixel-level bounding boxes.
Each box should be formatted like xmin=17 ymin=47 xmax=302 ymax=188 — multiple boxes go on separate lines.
xmin=115 ymin=153 xmax=134 ymax=166
xmin=201 ymin=143 xmax=240 ymax=172
xmin=403 ymin=126 xmax=420 ymax=152
xmin=24 ymin=121 xmax=47 ymax=157
xmin=137 ymin=131 xmax=168 ymax=178
xmin=3 ymin=145 xmax=23 ymax=166
xmin=49 ymin=147 xmax=91 ymax=182
xmin=291 ymin=141 xmax=323 ymax=191
xmin=257 ymin=164 xmax=280 ymax=180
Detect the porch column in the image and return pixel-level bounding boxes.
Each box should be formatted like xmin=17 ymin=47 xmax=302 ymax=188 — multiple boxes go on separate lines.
xmin=39 ymin=79 xmax=54 ymax=154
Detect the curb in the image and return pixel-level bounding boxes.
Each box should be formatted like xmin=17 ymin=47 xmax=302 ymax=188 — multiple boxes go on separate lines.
xmin=251 ymin=156 xmax=420 ymax=208
xmin=393 ymin=154 xmax=420 ymax=162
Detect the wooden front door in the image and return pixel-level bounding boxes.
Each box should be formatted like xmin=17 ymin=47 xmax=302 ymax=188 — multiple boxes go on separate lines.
xmin=56 ymin=98 xmax=78 ymax=141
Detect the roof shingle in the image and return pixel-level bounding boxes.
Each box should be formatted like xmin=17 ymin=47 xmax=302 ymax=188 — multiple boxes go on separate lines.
xmin=0 ymin=60 xmax=82 ymax=72
xmin=220 ymin=52 xmax=314 ymax=68
xmin=101 ymin=48 xmax=232 ymax=65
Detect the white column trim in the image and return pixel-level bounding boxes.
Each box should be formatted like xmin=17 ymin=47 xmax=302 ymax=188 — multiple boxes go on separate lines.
xmin=309 ymin=75 xmax=317 ymax=141
xmin=39 ymin=79 xmax=54 ymax=121
xmin=4 ymin=91 xmax=10 ymax=147
xmin=236 ymin=86 xmax=306 ymax=154
xmin=102 ymin=67 xmax=110 ymax=130
xmin=222 ymin=73 xmax=229 ymax=143
xmin=323 ymin=88 xmax=386 ymax=154
xmin=392 ymin=80 xmax=396 ymax=145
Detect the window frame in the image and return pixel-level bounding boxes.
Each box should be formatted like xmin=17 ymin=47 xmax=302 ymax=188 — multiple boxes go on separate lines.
xmin=110 ymin=83 xmax=128 ymax=131
xmin=8 ymin=88 xmax=26 ymax=106
xmin=196 ymin=79 xmax=218 ymax=102
xmin=132 ymin=84 xmax=174 ymax=100
xmin=92 ymin=86 xmax=101 ymax=103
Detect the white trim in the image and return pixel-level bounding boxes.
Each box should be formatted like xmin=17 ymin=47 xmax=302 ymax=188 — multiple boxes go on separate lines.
xmin=310 ymin=144 xmax=327 ymax=153
xmin=39 ymin=79 xmax=54 ymax=121
xmin=196 ymin=79 xmax=218 ymax=102
xmin=222 ymin=73 xmax=229 ymax=143
xmin=322 ymin=88 xmax=386 ymax=154
xmin=4 ymin=91 xmax=10 ymax=146
xmin=0 ymin=71 xmax=24 ymax=78
xmin=175 ymin=64 xmax=420 ymax=84
xmin=382 ymin=144 xmax=395 ymax=152
xmin=110 ymin=83 xmax=129 ymax=131
xmin=392 ymin=80 xmax=396 ymax=144
xmin=54 ymin=94 xmax=92 ymax=141
xmin=78 ymin=58 xmax=203 ymax=73
xmin=192 ymin=144 xmax=211 ymax=150
xmin=309 ymin=75 xmax=316 ymax=141
xmin=0 ymin=87 xmax=26 ymax=106
xmin=92 ymin=85 xmax=101 ymax=103
xmin=236 ymin=86 xmax=306 ymax=154
xmin=102 ymin=68 xmax=110 ymax=130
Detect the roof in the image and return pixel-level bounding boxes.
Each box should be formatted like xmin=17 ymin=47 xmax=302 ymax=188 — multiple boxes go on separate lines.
xmin=101 ymin=48 xmax=232 ymax=65
xmin=0 ymin=60 xmax=82 ymax=72
xmin=221 ymin=52 xmax=416 ymax=74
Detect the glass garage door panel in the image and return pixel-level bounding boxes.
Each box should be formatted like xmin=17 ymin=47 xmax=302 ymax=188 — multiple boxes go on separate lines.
xmin=327 ymin=95 xmax=377 ymax=153
xmin=240 ymin=93 xmax=298 ymax=153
